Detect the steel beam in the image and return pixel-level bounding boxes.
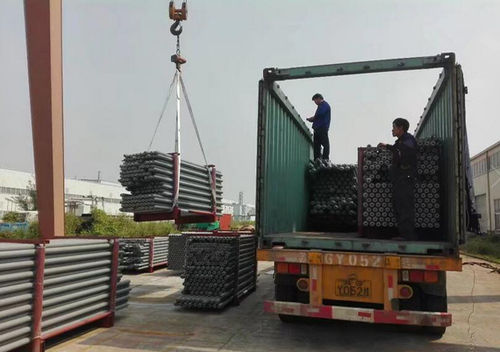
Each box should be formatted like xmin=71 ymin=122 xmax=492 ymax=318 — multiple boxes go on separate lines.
xmin=24 ymin=0 xmax=65 ymax=239
xmin=264 ymin=53 xmax=455 ymax=81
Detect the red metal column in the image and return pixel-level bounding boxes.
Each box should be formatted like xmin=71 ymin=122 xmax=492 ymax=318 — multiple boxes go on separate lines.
xmin=31 ymin=244 xmax=46 ymax=352
xmin=210 ymin=166 xmax=217 ymax=214
xmin=102 ymin=239 xmax=119 ymax=328
xmin=149 ymin=237 xmax=154 ymax=272
xmin=24 ymin=0 xmax=65 ymax=239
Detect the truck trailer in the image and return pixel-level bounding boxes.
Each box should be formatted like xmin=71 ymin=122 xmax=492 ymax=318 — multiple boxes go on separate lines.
xmin=256 ymin=53 xmax=476 ymax=335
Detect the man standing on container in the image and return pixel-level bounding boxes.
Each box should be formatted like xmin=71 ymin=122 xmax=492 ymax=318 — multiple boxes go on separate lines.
xmin=307 ymin=93 xmax=331 ymax=160
xmin=378 ymin=118 xmax=418 ymax=241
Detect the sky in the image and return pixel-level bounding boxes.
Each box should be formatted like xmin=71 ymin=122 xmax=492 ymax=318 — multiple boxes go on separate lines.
xmin=0 ymin=0 xmax=499 ymax=203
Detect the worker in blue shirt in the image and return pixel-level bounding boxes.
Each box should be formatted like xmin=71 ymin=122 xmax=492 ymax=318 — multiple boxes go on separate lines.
xmin=378 ymin=118 xmax=418 ymax=240
xmin=307 ymin=93 xmax=331 ymax=160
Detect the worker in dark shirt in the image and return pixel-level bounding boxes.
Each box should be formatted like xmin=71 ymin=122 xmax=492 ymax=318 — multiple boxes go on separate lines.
xmin=307 ymin=93 xmax=331 ymax=160
xmin=378 ymin=118 xmax=418 ymax=240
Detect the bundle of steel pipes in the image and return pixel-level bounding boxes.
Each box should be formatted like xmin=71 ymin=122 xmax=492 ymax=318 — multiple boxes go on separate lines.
xmin=176 ymin=234 xmax=257 ymax=310
xmin=167 ymin=234 xmax=187 ymax=271
xmin=308 ymin=160 xmax=358 ymax=231
xmin=116 ymin=278 xmax=131 ymax=311
xmin=0 ymin=239 xmax=129 ymax=352
xmin=361 ymin=137 xmax=441 ymax=230
xmin=119 ymin=151 xmax=223 ymax=214
xmin=119 ymin=239 xmax=151 ymax=271
xmin=119 ymin=237 xmax=169 ymax=272
xmin=42 ymin=239 xmax=115 ymax=336
xmin=0 ymin=242 xmax=35 ymax=352
xmin=152 ymin=237 xmax=169 ymax=266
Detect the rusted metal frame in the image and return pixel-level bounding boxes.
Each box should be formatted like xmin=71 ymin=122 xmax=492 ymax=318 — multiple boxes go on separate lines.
xmin=24 ymin=0 xmax=65 ymax=239
xmin=258 ymin=249 xmax=462 ymax=271
xmin=40 ymin=312 xmax=111 ymax=341
xmin=148 ymin=237 xmax=154 ymax=273
xmin=31 ymin=244 xmax=46 ymax=352
xmin=210 ymin=166 xmax=217 ymax=214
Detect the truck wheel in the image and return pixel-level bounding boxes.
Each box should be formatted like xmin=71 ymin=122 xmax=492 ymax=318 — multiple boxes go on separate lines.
xmin=422 ymin=294 xmax=447 ymax=337
xmin=278 ymin=314 xmax=300 ymax=323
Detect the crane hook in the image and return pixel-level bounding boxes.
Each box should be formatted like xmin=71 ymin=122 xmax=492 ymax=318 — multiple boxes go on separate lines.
xmin=170 ymin=20 xmax=183 ymax=36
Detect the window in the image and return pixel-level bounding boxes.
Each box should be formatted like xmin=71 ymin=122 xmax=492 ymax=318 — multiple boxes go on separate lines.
xmin=495 ymin=199 xmax=500 ymax=231
xmin=489 ymin=151 xmax=500 ymax=171
xmin=472 ymin=159 xmax=488 ymax=178
xmin=0 ymin=186 xmax=29 ymax=196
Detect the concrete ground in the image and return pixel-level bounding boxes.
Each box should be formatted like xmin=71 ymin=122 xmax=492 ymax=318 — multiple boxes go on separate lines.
xmin=49 ymin=256 xmax=500 ymax=352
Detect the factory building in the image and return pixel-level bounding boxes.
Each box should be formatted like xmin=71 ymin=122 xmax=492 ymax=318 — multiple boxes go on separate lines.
xmin=471 ymin=141 xmax=500 ymax=234
xmin=0 ymin=168 xmax=127 ymax=218
xmin=222 ymin=192 xmax=255 ymax=221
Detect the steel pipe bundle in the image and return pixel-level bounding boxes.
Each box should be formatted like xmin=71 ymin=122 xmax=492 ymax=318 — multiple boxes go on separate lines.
xmin=42 ymin=239 xmax=113 ymax=336
xmin=153 ymin=237 xmax=169 ymax=266
xmin=0 ymin=238 xmax=129 ymax=352
xmin=0 ymin=242 xmax=35 ymax=352
xmin=360 ymin=137 xmax=442 ymax=231
xmin=176 ymin=234 xmax=257 ymax=310
xmin=116 ymin=279 xmax=131 ymax=311
xmin=308 ymin=160 xmax=358 ymax=231
xmin=119 ymin=239 xmax=152 ymax=271
xmin=168 ymin=234 xmax=187 ymax=271
xmin=119 ymin=151 xmax=223 ymax=214
xmin=119 ymin=237 xmax=169 ymax=271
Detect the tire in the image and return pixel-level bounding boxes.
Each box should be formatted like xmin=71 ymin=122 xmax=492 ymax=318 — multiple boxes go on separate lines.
xmin=422 ymin=293 xmax=447 ymax=337
xmin=423 ymin=326 xmax=446 ymax=337
xmin=278 ymin=314 xmax=300 ymax=323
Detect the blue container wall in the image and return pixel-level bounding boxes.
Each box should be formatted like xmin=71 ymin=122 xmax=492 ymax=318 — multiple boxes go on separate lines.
xmin=256 ymin=81 xmax=312 ymax=241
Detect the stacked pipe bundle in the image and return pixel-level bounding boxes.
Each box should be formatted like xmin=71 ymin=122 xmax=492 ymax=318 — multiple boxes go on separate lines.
xmin=153 ymin=237 xmax=169 ymax=266
xmin=176 ymin=234 xmax=257 ymax=310
xmin=116 ymin=278 xmax=131 ymax=311
xmin=0 ymin=239 xmax=129 ymax=352
xmin=119 ymin=237 xmax=169 ymax=271
xmin=42 ymin=239 xmax=115 ymax=336
xmin=308 ymin=159 xmax=358 ymax=231
xmin=119 ymin=239 xmax=151 ymax=271
xmin=119 ymin=151 xmax=223 ymax=214
xmin=0 ymin=242 xmax=35 ymax=352
xmin=168 ymin=234 xmax=187 ymax=271
xmin=361 ymin=137 xmax=441 ymax=231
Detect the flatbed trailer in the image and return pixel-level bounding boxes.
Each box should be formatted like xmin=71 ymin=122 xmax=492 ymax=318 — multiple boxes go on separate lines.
xmin=255 ymin=53 xmax=477 ymax=335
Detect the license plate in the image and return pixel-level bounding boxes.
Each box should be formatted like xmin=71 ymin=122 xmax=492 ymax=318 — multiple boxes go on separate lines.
xmin=336 ymin=274 xmax=372 ymax=297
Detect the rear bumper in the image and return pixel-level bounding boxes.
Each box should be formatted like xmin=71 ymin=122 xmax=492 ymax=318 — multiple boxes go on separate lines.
xmin=264 ymin=300 xmax=451 ymax=327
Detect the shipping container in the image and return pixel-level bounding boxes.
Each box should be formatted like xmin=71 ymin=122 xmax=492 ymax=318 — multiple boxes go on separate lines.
xmin=257 ymin=53 xmax=475 ymax=256
xmin=256 ymin=53 xmax=477 ymax=334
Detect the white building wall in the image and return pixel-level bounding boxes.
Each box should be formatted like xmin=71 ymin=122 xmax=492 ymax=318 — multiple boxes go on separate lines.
xmin=0 ymin=168 xmax=127 ymax=218
xmin=471 ymin=141 xmax=500 ymax=233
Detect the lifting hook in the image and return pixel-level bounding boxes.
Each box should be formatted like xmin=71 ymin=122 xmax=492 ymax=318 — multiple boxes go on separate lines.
xmin=170 ymin=20 xmax=183 ymax=36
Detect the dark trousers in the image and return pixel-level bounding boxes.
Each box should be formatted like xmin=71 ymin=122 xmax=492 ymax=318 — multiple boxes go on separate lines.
xmin=313 ymin=128 xmax=330 ymax=160
xmin=392 ymin=174 xmax=416 ymax=240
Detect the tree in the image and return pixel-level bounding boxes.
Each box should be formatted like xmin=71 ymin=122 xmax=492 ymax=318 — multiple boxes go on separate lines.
xmin=11 ymin=181 xmax=37 ymax=211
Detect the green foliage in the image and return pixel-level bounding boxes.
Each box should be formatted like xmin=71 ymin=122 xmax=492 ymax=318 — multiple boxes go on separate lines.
xmin=230 ymin=220 xmax=255 ymax=230
xmin=462 ymin=234 xmax=500 ymax=263
xmin=2 ymin=212 xmax=25 ymax=223
xmin=11 ymin=180 xmax=37 ymax=211
xmin=65 ymin=213 xmax=83 ymax=235
xmin=0 ymin=209 xmax=177 ymax=239
xmin=78 ymin=209 xmax=176 ymax=237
